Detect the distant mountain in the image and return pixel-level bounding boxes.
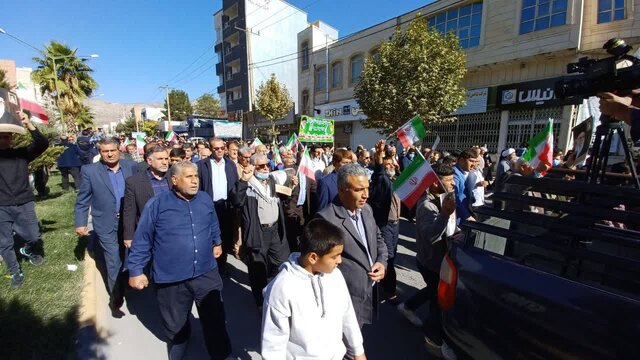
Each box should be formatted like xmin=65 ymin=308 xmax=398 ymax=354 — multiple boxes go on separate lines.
xmin=84 ymin=99 xmax=163 ymax=127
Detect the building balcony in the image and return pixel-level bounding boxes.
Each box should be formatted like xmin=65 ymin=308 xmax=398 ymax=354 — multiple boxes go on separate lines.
xmin=217 ymin=85 xmax=226 ymax=94
xmin=214 ymin=42 xmax=223 ymax=53
xmin=216 ymin=62 xmax=224 ymax=76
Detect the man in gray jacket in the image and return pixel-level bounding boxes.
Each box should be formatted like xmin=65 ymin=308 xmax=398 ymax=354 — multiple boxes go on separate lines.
xmin=316 ymin=163 xmax=388 ymax=328
xmin=397 ymin=163 xmax=458 ymax=360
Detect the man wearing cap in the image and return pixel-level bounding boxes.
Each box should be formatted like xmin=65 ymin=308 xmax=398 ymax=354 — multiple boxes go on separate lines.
xmin=496 ymin=148 xmax=516 ymax=183
xmin=0 ymin=110 xmax=49 ymax=287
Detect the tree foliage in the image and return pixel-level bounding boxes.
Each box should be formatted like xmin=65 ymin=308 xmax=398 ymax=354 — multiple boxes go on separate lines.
xmin=193 ymin=93 xmax=221 ymax=118
xmin=31 ymin=41 xmax=98 ymax=133
xmin=163 ymin=89 xmax=192 ymax=122
xmin=354 ymin=16 xmax=467 ymax=134
xmin=255 ymin=74 xmax=292 ymax=123
xmin=115 ymin=115 xmax=157 ymax=137
xmin=0 ymin=69 xmax=11 ymax=89
xmin=13 ymin=124 xmax=64 ymax=172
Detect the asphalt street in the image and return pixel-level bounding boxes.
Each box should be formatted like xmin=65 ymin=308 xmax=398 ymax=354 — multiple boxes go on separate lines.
xmin=90 ymin=219 xmax=432 ymax=359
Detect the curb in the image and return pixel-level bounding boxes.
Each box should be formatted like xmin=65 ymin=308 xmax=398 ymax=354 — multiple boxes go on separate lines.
xmin=78 ymin=248 xmax=98 ymax=331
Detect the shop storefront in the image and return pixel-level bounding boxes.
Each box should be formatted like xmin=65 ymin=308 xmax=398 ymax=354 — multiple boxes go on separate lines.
xmin=314 ymin=99 xmax=379 ymax=149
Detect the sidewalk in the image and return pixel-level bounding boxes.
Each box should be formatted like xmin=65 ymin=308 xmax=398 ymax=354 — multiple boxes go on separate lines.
xmin=85 ymin=220 xmax=430 ymax=359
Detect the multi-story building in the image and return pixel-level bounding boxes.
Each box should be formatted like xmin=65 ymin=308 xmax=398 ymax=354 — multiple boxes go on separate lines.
xmin=214 ymin=0 xmax=308 ymax=138
xmin=298 ymin=0 xmax=640 ymax=151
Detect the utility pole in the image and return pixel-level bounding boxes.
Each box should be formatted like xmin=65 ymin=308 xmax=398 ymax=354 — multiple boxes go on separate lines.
xmin=160 ymin=85 xmax=172 ymax=131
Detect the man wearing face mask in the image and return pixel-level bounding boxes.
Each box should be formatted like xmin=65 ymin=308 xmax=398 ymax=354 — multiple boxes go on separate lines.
xmin=369 ymin=140 xmax=402 ymax=303
xmin=231 ymin=153 xmax=297 ymax=308
xmin=401 ymin=148 xmax=417 ymax=172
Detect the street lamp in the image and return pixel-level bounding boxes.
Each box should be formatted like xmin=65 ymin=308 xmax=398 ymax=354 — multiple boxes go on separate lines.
xmin=0 ymin=28 xmax=99 ymax=134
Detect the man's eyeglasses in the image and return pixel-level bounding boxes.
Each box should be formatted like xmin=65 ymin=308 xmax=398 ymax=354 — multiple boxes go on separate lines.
xmin=212 ymin=147 xmax=225 ymax=150
xmin=241 ymin=155 xmax=251 ymax=160
xmin=255 ymin=163 xmax=269 ymax=169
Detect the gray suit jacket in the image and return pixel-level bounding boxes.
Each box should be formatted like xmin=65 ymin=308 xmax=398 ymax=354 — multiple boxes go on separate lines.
xmin=316 ymin=201 xmax=388 ymax=326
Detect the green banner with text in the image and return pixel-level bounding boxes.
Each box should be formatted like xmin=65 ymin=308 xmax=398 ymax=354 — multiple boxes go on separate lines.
xmin=298 ymin=115 xmax=335 ymax=143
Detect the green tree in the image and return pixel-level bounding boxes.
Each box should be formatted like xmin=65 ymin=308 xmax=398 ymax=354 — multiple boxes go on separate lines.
xmin=254 ymin=74 xmax=293 ymax=141
xmin=115 ymin=115 xmax=136 ymax=137
xmin=354 ymin=16 xmax=467 ymax=134
xmin=193 ymin=93 xmax=221 ymax=118
xmin=163 ymin=89 xmax=192 ymax=122
xmin=13 ymin=124 xmax=63 ymax=172
xmin=0 ymin=69 xmax=11 ymax=89
xmin=74 ymin=104 xmax=95 ymax=129
xmin=31 ymin=41 xmax=98 ymax=133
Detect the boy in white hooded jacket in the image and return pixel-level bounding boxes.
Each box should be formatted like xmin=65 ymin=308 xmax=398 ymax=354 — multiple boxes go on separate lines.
xmin=261 ymin=218 xmax=366 ymax=360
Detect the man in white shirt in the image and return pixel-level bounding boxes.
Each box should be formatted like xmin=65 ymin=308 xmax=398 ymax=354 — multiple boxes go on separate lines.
xmin=196 ymin=138 xmax=239 ymax=274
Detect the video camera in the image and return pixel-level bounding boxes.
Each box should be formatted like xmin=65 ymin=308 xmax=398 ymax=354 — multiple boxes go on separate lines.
xmin=555 ymin=38 xmax=640 ymax=99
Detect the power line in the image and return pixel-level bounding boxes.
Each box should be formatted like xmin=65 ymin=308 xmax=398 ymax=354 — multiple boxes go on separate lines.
xmin=164 ymin=43 xmax=214 ymax=85
xmin=248 ymin=12 xmax=428 ymax=70
xmin=253 ymin=0 xmax=323 ymax=33
xmin=170 ymin=55 xmax=217 ymax=87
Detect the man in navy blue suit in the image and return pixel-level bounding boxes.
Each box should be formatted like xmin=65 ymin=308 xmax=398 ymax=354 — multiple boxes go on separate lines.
xmin=75 ymin=137 xmax=137 ymax=316
xmin=196 ymin=138 xmax=239 ymax=274
xmin=313 ymin=148 xmax=353 ymax=214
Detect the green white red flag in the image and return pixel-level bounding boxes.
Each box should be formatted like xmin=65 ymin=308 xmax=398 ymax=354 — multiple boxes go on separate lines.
xmin=250 ymin=137 xmax=264 ymax=150
xmin=285 ymin=133 xmax=300 ymax=153
xmin=165 ymin=131 xmax=177 ymax=142
xmin=272 ymin=145 xmax=283 ymax=167
xmin=522 ymin=119 xmax=554 ymax=171
xmin=396 ymin=116 xmax=427 ymax=148
xmin=298 ymin=147 xmax=315 ymax=181
xmin=392 ymin=152 xmax=438 ymax=208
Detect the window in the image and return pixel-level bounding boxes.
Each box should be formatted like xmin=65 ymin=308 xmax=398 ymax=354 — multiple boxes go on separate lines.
xmin=350 ymin=55 xmax=364 ymax=85
xmin=428 ymin=2 xmax=483 ymax=49
xmin=370 ymin=47 xmax=381 ymax=61
xmin=301 ymin=90 xmax=309 ymax=115
xmin=315 ymin=66 xmax=326 ymax=92
xmin=331 ymin=61 xmax=342 ymax=89
xmin=598 ymin=0 xmax=625 ymax=23
xmin=520 ymin=0 xmax=567 ymax=34
xmin=301 ymin=42 xmax=309 ymax=70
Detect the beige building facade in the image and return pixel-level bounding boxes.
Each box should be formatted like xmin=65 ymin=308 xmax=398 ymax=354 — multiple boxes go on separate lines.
xmin=297 ymin=0 xmax=640 ymax=152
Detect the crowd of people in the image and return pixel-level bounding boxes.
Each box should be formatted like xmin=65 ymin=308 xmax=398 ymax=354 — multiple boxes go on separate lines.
xmin=1 ymin=88 xmax=638 ymax=360
xmin=58 ymin=129 xmax=509 ymax=360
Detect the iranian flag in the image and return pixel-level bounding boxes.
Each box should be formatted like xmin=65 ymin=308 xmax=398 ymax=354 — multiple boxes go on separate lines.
xmin=19 ymin=98 xmax=49 ymax=124
xmin=298 ymin=147 xmax=315 ymax=181
xmin=522 ymin=119 xmax=554 ymax=171
xmin=272 ymin=144 xmax=283 ymax=167
xmin=165 ymin=131 xmax=177 ymax=142
xmin=250 ymin=137 xmax=264 ymax=150
xmin=392 ymin=152 xmax=438 ymax=208
xmin=134 ymin=132 xmax=146 ymax=154
xmin=396 ymin=116 xmax=427 ymax=148
xmin=285 ymin=133 xmax=299 ymax=153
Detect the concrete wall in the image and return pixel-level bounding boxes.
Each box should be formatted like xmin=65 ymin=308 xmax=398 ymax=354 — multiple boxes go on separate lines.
xmin=245 ymin=0 xmax=308 ymax=113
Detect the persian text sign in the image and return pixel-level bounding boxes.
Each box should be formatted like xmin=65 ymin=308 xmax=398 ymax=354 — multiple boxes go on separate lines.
xmin=298 ymin=116 xmax=334 ymax=143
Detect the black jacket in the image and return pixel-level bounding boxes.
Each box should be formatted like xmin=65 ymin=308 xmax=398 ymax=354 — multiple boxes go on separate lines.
xmin=122 ymin=170 xmax=169 ymax=240
xmin=196 ymin=157 xmax=238 ymax=202
xmin=0 ymin=128 xmax=49 ymax=205
xmin=368 ymin=163 xmax=393 ymax=225
xmin=230 ymin=180 xmax=287 ymax=250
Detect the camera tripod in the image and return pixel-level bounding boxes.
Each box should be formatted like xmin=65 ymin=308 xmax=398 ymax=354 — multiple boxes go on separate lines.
xmin=585 ymin=115 xmax=640 ymax=189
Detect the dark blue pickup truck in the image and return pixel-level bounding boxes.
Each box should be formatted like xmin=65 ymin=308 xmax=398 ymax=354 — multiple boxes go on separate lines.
xmin=439 ymin=176 xmax=640 ymax=359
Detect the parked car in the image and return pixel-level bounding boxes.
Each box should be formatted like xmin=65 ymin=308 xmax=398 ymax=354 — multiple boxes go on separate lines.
xmin=439 ymin=175 xmax=640 ymax=359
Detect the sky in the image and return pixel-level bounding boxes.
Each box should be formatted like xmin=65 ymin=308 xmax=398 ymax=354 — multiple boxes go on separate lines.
xmin=1 ymin=0 xmax=432 ymax=105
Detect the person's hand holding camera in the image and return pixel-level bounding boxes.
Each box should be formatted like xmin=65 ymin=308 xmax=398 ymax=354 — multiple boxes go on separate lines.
xmin=598 ymin=91 xmax=640 ymax=125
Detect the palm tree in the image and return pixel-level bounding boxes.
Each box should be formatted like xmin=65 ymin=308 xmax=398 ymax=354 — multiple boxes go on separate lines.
xmin=0 ymin=69 xmax=11 ymax=89
xmin=31 ymin=41 xmax=97 ymax=133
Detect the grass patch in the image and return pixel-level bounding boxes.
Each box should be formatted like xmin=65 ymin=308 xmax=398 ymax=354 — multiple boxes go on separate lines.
xmin=0 ymin=171 xmax=84 ymax=359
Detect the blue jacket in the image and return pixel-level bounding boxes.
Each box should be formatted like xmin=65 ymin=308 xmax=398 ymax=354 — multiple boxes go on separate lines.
xmin=74 ymin=159 xmax=138 ymax=235
xmin=453 ymin=164 xmax=473 ymax=222
xmin=57 ymin=140 xmax=82 ymax=168
xmin=314 ymin=171 xmax=338 ymax=213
